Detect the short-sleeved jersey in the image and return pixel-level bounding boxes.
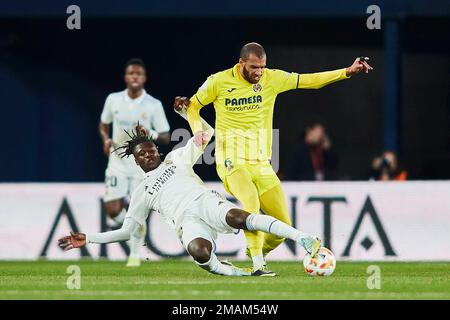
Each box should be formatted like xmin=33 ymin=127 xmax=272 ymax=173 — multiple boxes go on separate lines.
xmin=100 ymin=89 xmax=170 ymax=175
xmin=127 ymin=137 xmax=210 ymax=230
xmin=193 ymin=64 xmax=300 ymax=164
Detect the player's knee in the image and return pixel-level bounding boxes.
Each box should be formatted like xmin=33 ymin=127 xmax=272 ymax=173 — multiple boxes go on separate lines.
xmin=225 ymin=209 xmax=250 ymax=229
xmin=187 ymin=239 xmax=212 ymax=264
xmin=104 ymin=200 xmax=124 ymax=217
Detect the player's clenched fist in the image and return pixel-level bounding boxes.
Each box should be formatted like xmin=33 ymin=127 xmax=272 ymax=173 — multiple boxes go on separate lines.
xmin=58 ymin=232 xmax=87 ymax=251
xmin=174 ymin=96 xmax=190 ymax=112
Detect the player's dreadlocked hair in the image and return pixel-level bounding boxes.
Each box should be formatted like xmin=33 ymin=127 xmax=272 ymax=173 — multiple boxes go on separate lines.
xmin=112 ymin=124 xmax=155 ymax=159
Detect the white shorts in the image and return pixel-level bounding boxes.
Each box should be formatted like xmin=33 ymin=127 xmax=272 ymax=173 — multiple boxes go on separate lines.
xmin=178 ymin=190 xmax=240 ymax=251
xmin=104 ymin=167 xmax=143 ymax=202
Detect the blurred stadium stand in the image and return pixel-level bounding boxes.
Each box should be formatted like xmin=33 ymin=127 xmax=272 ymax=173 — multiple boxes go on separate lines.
xmin=0 ymin=0 xmax=448 ymax=181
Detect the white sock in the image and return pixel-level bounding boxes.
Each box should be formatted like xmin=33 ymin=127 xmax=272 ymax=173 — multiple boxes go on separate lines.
xmin=246 ymin=214 xmax=311 ymax=243
xmin=112 ymin=208 xmax=127 ymax=224
xmin=252 ymin=254 xmax=266 ymax=271
xmin=195 ymin=253 xmax=237 ymax=276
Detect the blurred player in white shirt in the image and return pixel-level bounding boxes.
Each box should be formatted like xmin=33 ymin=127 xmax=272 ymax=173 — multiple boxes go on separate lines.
xmin=59 ymin=102 xmax=321 ymax=277
xmin=98 ymin=58 xmax=170 ymax=266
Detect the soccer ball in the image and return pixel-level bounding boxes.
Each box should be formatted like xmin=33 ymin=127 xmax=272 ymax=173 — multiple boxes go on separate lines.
xmin=303 ymin=247 xmax=336 ymax=276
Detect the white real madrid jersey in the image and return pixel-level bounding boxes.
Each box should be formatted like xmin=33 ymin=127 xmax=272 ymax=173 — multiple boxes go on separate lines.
xmin=100 ymin=89 xmax=170 ymax=176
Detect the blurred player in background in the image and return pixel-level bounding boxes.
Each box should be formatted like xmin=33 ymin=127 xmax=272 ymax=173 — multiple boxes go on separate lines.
xmin=99 ymin=58 xmax=170 ymax=266
xmin=174 ymin=42 xmax=372 ymax=276
xmin=59 ymin=106 xmax=321 ymax=277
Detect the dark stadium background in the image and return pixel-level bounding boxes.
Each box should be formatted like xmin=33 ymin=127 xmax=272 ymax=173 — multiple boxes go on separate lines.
xmin=0 ymin=0 xmax=448 ymax=182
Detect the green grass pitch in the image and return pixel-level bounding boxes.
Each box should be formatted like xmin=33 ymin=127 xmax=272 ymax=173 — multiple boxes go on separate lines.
xmin=1 ymin=260 xmax=449 ymax=300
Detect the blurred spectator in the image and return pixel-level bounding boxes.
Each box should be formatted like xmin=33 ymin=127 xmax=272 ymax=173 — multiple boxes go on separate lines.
xmin=370 ymin=151 xmax=408 ymax=181
xmin=285 ymin=121 xmax=338 ymax=181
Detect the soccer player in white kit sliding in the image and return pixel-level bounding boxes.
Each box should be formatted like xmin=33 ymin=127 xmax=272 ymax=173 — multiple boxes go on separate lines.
xmin=59 ymin=103 xmax=321 ymax=276
xmin=98 ymin=58 xmax=170 ymax=267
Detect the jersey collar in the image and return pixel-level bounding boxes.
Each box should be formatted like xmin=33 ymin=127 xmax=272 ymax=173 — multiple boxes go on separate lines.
xmin=232 ymin=63 xmax=243 ymax=80
xmin=144 ymin=162 xmax=164 ymax=177
xmin=124 ymin=89 xmax=146 ymax=104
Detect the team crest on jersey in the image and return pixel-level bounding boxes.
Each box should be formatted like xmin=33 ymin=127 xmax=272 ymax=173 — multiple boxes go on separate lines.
xmin=253 ymin=83 xmax=262 ymax=93
xmin=224 ymin=158 xmax=234 ymax=172
xmin=164 ymin=160 xmax=173 ymax=165
xmin=141 ymin=112 xmax=148 ymax=120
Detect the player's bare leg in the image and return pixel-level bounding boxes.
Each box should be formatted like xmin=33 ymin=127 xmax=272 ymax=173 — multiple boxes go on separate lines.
xmin=104 ymin=198 xmax=127 ymax=224
xmin=187 ymin=238 xmax=251 ymax=276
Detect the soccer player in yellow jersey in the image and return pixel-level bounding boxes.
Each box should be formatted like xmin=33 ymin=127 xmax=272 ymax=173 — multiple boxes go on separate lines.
xmin=174 ymin=42 xmax=373 ymax=276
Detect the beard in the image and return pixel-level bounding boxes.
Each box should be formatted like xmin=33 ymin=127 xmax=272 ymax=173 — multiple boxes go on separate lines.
xmin=242 ymin=67 xmax=258 ymax=84
xmin=141 ymin=157 xmax=161 ymax=172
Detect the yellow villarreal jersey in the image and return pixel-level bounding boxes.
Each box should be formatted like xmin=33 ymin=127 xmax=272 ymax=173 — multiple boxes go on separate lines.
xmin=192 ymin=63 xmax=300 ymax=164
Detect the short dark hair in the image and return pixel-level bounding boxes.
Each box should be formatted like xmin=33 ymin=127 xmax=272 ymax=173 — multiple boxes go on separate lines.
xmin=125 ymin=58 xmax=146 ymax=72
xmin=113 ymin=125 xmax=154 ymax=158
xmin=240 ymin=42 xmax=266 ymax=60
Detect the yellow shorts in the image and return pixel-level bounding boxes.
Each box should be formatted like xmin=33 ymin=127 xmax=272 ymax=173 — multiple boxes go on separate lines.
xmin=216 ymin=160 xmax=281 ymax=197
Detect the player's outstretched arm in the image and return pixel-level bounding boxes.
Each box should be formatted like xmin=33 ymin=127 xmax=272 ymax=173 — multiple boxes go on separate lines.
xmin=174 ymin=74 xmax=217 ymax=137
xmin=171 ymin=96 xmax=214 ymax=165
xmin=173 ymin=95 xmax=204 ymax=136
xmin=58 ymin=232 xmax=87 ymax=251
xmin=58 ymin=228 xmax=130 ymax=249
xmin=174 ymin=96 xmax=214 ymax=146
xmin=57 ymin=219 xmax=142 ymax=250
xmin=298 ymin=57 xmax=373 ymax=89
